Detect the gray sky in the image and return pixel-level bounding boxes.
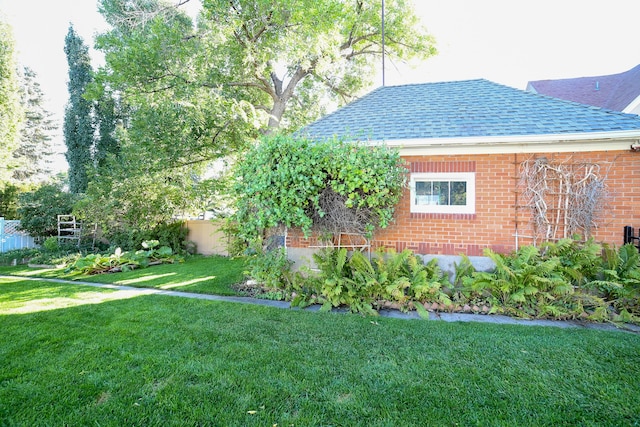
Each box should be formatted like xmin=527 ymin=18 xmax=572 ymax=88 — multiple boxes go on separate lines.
xmin=1 ymin=0 xmax=639 ymax=171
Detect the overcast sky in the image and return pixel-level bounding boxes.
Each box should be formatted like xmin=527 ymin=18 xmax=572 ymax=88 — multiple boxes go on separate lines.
xmin=1 ymin=0 xmax=639 ymax=170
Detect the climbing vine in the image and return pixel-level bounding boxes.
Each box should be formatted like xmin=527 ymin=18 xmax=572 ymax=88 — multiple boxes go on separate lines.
xmin=519 ymin=157 xmax=609 ymax=244
xmin=233 ymin=135 xmax=407 ymax=242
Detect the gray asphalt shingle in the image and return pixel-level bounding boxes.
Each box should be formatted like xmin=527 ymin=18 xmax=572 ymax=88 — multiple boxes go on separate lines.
xmin=299 ymin=79 xmax=640 ymax=142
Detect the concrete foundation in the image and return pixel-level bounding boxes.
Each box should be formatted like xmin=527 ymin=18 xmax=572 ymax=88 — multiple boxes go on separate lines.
xmin=286 ymin=247 xmax=496 ymax=278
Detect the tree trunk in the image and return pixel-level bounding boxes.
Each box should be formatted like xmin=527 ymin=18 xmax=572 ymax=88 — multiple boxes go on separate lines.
xmin=266 ymin=97 xmax=288 ymax=132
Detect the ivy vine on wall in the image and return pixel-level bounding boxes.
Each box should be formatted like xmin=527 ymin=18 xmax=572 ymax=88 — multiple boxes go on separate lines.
xmin=232 ymin=135 xmax=407 ymax=242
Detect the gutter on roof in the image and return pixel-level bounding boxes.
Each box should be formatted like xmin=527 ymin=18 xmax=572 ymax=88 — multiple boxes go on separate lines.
xmin=623 ymin=94 xmax=640 ymax=114
xmin=374 ymin=130 xmax=640 ymax=156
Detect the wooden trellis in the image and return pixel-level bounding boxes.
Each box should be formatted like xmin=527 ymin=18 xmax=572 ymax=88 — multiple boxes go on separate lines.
xmin=58 ymin=215 xmax=82 ymax=247
xmin=57 ymin=215 xmax=97 ymax=249
xmin=517 ymin=157 xmax=609 ymax=245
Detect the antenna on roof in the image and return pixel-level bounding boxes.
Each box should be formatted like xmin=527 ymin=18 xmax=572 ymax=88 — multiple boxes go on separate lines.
xmin=381 ymin=0 xmax=385 ymax=87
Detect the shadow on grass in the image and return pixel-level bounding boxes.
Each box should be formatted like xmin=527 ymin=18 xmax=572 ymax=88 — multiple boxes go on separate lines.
xmin=0 ymin=255 xmax=248 ymax=297
xmin=0 ymin=277 xmax=154 ymax=315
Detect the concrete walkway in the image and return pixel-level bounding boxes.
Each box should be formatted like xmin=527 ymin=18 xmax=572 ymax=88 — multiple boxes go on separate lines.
xmin=3 ymin=275 xmax=639 ymax=334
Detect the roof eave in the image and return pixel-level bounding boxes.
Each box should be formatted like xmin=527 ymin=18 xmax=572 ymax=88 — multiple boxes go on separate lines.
xmin=369 ymin=130 xmax=640 ymax=155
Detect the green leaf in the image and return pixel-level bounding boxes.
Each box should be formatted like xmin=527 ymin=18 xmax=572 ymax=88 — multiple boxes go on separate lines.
xmin=413 ymin=301 xmax=430 ymax=320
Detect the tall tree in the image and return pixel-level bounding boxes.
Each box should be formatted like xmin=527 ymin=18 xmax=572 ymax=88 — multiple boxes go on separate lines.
xmin=0 ymin=19 xmax=22 ymax=182
xmin=199 ymin=0 xmax=436 ymax=131
xmin=12 ymin=67 xmax=58 ymax=182
xmin=96 ymin=0 xmax=256 ymax=167
xmin=93 ymin=83 xmax=120 ymax=168
xmin=97 ymin=0 xmax=436 ymax=141
xmin=83 ymin=0 xmax=435 ymax=233
xmin=63 ymin=25 xmax=95 ymax=194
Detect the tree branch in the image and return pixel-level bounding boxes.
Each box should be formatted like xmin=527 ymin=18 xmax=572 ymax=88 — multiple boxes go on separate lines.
xmin=340 ymin=32 xmax=379 ymax=51
xmin=313 ymin=72 xmax=355 ymax=103
xmin=282 ymin=65 xmax=311 ymax=100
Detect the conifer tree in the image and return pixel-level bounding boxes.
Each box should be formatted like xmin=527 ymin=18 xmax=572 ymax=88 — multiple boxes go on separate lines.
xmin=0 ymin=19 xmax=22 ymax=182
xmin=63 ymin=25 xmax=95 ymax=193
xmin=12 ymin=67 xmax=57 ymax=182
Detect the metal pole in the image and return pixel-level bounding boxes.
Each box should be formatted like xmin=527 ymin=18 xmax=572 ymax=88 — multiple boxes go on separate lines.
xmin=381 ymin=0 xmax=385 ymax=86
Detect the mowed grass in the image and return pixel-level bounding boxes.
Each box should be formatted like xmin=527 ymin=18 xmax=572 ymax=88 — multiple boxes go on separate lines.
xmin=0 ymin=255 xmax=248 ymax=296
xmin=1 ymin=278 xmax=639 ymax=426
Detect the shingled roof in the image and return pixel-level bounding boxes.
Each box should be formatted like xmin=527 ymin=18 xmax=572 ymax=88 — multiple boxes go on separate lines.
xmin=527 ymin=64 xmax=640 ymax=113
xmin=299 ymin=79 xmax=640 ymax=142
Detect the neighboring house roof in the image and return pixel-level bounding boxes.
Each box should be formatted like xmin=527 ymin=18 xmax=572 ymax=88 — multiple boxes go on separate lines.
xmin=526 ymin=64 xmax=640 ymax=113
xmin=299 ymin=79 xmax=640 ymax=145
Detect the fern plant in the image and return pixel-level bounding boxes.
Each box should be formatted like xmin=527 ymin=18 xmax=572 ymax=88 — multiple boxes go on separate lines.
xmin=541 ymin=237 xmax=602 ymax=288
xmin=369 ymin=249 xmax=412 ymax=307
xmin=302 ymin=248 xmax=379 ymax=315
xmin=293 ymin=247 xmax=454 ymax=315
xmin=591 ymin=244 xmax=640 ymax=318
xmin=462 ymin=246 xmax=573 ymax=318
xmin=405 ymin=256 xmax=452 ymax=306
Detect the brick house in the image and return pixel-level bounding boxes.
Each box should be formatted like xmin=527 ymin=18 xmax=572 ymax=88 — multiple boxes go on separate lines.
xmin=288 ymin=79 xmax=640 ymax=262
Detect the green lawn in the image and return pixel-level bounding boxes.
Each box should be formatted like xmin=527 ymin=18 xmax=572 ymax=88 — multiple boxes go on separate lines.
xmin=0 ymin=255 xmax=247 ymax=296
xmin=1 ymin=277 xmax=639 ymax=426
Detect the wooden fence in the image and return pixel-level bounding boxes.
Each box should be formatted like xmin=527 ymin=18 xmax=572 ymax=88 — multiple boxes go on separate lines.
xmin=185 ymin=220 xmax=228 ymax=256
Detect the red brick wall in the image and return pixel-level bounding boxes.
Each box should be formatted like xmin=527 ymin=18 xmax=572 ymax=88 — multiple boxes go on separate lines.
xmin=287 ymin=150 xmax=640 ymax=256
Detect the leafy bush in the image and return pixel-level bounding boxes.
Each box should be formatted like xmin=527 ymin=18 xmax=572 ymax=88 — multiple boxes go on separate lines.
xmin=17 ymin=184 xmax=77 ymax=239
xmin=0 ymin=183 xmax=23 ymax=219
xmin=246 ymin=246 xmax=293 ymax=289
xmin=42 ymin=236 xmax=60 ymax=252
xmin=233 ymin=135 xmax=407 ymax=241
xmin=456 ymin=238 xmax=640 ymax=322
xmin=460 ymin=245 xmax=590 ymax=319
xmin=591 ymin=243 xmax=640 ymax=319
xmin=105 ymin=221 xmax=189 ymax=253
xmin=541 ymin=237 xmax=603 ymax=288
xmin=0 ymin=248 xmax=41 ymax=265
xmin=64 ymin=240 xmax=182 ymax=275
xmin=301 ymin=248 xmax=380 ymax=315
xmin=221 ymin=219 xmax=248 ymax=257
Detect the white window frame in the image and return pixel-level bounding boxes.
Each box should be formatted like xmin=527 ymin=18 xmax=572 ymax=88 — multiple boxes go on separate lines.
xmin=410 ymin=172 xmax=476 ymax=214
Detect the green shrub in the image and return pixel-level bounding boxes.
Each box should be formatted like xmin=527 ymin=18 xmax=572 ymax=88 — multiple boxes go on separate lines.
xmin=42 ymin=236 xmax=60 ymax=252
xmin=233 ymin=135 xmax=407 ymax=241
xmin=541 ymin=237 xmax=603 ymax=288
xmin=221 ymin=219 xmax=248 ymax=257
xmin=0 ymin=248 xmax=41 ymax=265
xmin=106 ymin=221 xmax=189 ymax=254
xmin=244 ymin=237 xmax=640 ymax=322
xmin=456 ymin=239 xmax=638 ymax=322
xmin=0 ymin=183 xmax=22 ymax=219
xmin=17 ymin=184 xmax=77 ymax=239
xmin=246 ymin=246 xmax=293 ymax=289
xmin=591 ymin=243 xmax=640 ymax=318
xmin=460 ymin=246 xmax=572 ymax=317
xmin=304 ymin=248 xmax=379 ymax=315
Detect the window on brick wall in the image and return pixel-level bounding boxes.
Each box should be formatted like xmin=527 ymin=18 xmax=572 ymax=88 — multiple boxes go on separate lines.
xmin=410 ymin=172 xmax=476 ymax=214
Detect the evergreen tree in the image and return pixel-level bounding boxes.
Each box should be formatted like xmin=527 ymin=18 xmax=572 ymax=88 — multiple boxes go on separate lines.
xmin=0 ymin=19 xmax=22 ymax=182
xmin=12 ymin=67 xmax=57 ymax=182
xmin=94 ymin=84 xmax=119 ymax=167
xmin=63 ymin=25 xmax=95 ymax=194
xmin=0 ymin=183 xmax=20 ymax=219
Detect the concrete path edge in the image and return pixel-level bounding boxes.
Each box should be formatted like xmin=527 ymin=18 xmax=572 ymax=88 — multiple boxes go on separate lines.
xmin=2 ymin=274 xmax=639 ymax=334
